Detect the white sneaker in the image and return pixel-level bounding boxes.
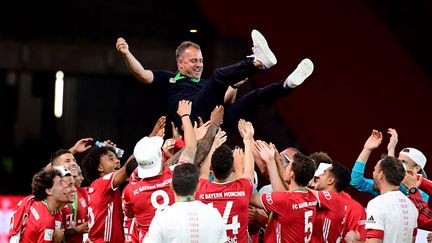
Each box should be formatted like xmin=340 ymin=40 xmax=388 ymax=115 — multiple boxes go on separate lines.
xmin=251 ymin=29 xmax=277 ymax=69
xmin=284 ymin=58 xmax=314 ymax=88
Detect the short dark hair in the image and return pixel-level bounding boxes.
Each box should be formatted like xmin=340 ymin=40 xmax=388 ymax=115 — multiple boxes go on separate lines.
xmin=175 ymin=41 xmax=201 ymax=59
xmin=291 ymin=153 xmax=316 ymax=186
xmin=81 ymin=146 xmax=116 ymax=183
xmin=49 ymin=149 xmax=72 ymax=166
xmin=172 ymin=163 xmax=199 ymax=196
xmin=329 ymin=161 xmax=351 ymax=192
xmin=211 ymin=144 xmax=233 ymax=180
xmin=379 ymin=156 xmax=405 ymax=186
xmin=309 ymin=151 xmax=333 ymax=165
xmin=32 ymin=169 xmax=62 ymax=200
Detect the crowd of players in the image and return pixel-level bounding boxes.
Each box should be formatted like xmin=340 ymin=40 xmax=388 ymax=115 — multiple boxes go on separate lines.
xmin=7 ymin=29 xmax=432 ymax=243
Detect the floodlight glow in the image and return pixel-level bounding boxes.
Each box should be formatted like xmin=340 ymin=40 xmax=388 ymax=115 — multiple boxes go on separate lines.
xmin=54 ymin=71 xmax=64 ymax=118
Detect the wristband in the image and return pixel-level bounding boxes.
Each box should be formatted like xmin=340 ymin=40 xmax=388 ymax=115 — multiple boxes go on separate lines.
xmin=181 ymin=114 xmax=190 ymax=118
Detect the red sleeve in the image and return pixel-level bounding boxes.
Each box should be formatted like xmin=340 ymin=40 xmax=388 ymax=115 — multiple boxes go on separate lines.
xmin=316 ymin=190 xmax=337 ymax=209
xmin=346 ymin=203 xmax=367 ymax=241
xmin=366 ymin=229 xmax=384 ymax=240
xmin=37 ymin=214 xmax=56 ymax=242
xmin=261 ymin=192 xmax=292 ymax=215
xmin=122 ymin=185 xmax=133 ymax=215
xmin=409 ymin=191 xmax=432 ymax=230
xmin=419 ymin=178 xmax=432 ymax=196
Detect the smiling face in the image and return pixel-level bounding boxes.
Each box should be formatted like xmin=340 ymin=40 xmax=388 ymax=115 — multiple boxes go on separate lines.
xmin=53 ymin=153 xmax=79 ymax=177
xmin=98 ymin=150 xmax=121 ymax=176
xmin=177 ymin=47 xmax=203 ymax=79
xmin=61 ymin=176 xmax=76 ymax=203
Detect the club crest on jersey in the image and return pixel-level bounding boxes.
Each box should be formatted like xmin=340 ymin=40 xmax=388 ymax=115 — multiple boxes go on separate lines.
xmin=80 ymin=198 xmax=87 ymax=207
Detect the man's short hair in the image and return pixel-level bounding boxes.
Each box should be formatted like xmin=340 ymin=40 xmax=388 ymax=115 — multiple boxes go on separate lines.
xmin=379 ymin=155 xmax=405 ymax=186
xmin=329 ymin=161 xmax=351 ymax=192
xmin=172 ymin=163 xmax=199 ymax=196
xmin=49 ymin=149 xmax=72 ymax=166
xmin=81 ymin=146 xmax=116 ymax=183
xmin=32 ymin=169 xmax=63 ymax=200
xmin=175 ymin=41 xmax=201 ymax=59
xmin=211 ymin=144 xmax=234 ymax=180
xmin=291 ymin=153 xmax=316 ymax=186
xmin=309 ymin=151 xmax=333 ymax=168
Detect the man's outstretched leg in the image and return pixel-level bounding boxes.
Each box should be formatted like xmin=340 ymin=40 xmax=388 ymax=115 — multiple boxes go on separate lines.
xmin=223 ymin=58 xmax=314 ymax=133
xmin=192 ymin=29 xmax=277 ymax=122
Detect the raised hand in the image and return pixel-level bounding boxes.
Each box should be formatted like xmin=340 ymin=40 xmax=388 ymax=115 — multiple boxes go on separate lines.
xmin=210 ymin=105 xmax=224 ymax=126
xmin=238 ymin=119 xmax=254 ymax=140
xmin=212 ymin=128 xmax=227 ymax=150
xmin=363 ymin=129 xmax=382 ymax=151
xmin=387 ymin=128 xmax=398 ymax=156
xmin=69 ymin=137 xmax=94 ymax=154
xmin=171 ymin=121 xmax=181 ymax=139
xmin=255 ymin=140 xmax=275 ymax=163
xmin=116 ymin=37 xmax=129 ymax=55
xmin=149 ymin=116 xmax=166 ymax=138
xmin=177 ymin=100 xmax=192 ymax=118
xmin=194 ymin=120 xmax=211 ymax=141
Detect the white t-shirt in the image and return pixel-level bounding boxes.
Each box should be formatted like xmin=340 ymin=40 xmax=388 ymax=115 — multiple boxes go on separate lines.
xmin=144 ymin=200 xmax=227 ymax=243
xmin=366 ymin=191 xmax=418 ymax=243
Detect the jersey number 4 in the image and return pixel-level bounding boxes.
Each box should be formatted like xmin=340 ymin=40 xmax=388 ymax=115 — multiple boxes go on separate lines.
xmin=208 ymin=201 xmax=240 ymax=235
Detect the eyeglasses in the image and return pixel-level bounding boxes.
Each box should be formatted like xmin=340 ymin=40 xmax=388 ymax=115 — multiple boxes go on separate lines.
xmin=283 ymin=154 xmax=293 ymax=163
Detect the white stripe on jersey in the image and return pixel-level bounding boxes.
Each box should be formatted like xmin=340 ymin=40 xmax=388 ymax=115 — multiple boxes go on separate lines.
xmin=104 ymin=202 xmax=113 ymax=241
xmin=323 ymin=217 xmax=331 ymax=243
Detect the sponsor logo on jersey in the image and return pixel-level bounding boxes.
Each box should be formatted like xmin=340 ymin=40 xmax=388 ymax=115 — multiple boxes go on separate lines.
xmin=323 ymin=190 xmax=332 ymax=200
xmin=265 ymin=193 xmax=273 ymax=205
xmin=367 ymin=215 xmax=375 ymax=224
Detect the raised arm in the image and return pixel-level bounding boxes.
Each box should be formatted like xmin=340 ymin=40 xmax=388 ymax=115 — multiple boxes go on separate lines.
xmin=113 ymin=153 xmax=137 ymax=189
xmin=177 ymin=100 xmax=197 ymax=164
xmin=350 ymin=129 xmax=382 ymax=196
xmin=116 ymin=37 xmax=154 ymax=84
xmin=69 ymin=137 xmax=94 ymax=154
xmin=238 ymin=119 xmax=255 ymax=181
xmin=386 ymin=128 xmax=398 ymax=157
xmin=199 ymin=129 xmax=227 ymax=179
xmin=255 ymin=140 xmax=286 ymax=192
xmin=193 ymin=106 xmax=224 ymax=166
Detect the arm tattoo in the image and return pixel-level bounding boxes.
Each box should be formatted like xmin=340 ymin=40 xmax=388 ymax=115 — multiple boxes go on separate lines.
xmin=194 ymin=123 xmax=219 ymax=167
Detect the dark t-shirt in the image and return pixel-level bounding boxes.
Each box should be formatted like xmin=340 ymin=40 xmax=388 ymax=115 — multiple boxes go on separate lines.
xmin=152 ymin=70 xmax=207 ymax=125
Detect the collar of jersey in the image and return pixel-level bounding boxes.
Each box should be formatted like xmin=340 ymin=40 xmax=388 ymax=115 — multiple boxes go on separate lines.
xmin=174 ymin=71 xmax=200 ymax=83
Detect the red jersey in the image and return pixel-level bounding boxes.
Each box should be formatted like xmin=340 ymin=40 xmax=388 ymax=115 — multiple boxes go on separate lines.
xmin=311 ymin=190 xmax=346 ymax=243
xmin=123 ymin=216 xmax=139 ymax=243
xmin=122 ymin=166 xmax=175 ymax=241
xmin=9 ymin=195 xmax=35 ymax=239
xmin=261 ymin=190 xmax=318 ymax=243
xmin=18 ymin=200 xmax=61 ymax=243
xmin=87 ymin=172 xmax=124 ymax=243
xmin=62 ymin=187 xmax=89 ymax=243
xmin=196 ymin=178 xmax=253 ymax=243
xmin=339 ymin=191 xmax=366 ymax=242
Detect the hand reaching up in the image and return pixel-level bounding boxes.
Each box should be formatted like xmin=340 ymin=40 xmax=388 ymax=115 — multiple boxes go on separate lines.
xmin=363 ymin=129 xmax=382 ymax=151
xmin=177 ymin=100 xmax=192 ymax=118
xmin=116 ymin=37 xmax=130 ymax=55
xmin=194 ymin=120 xmax=211 ymax=141
xmin=210 ymin=105 xmax=224 ymax=126
xmin=387 ymin=128 xmax=398 ymax=156
xmin=149 ymin=116 xmax=166 ymax=138
xmin=238 ymin=119 xmax=254 ymax=140
xmin=255 ymin=140 xmax=275 ymax=164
